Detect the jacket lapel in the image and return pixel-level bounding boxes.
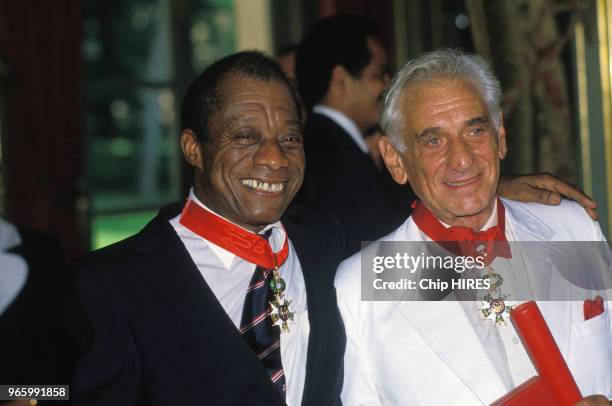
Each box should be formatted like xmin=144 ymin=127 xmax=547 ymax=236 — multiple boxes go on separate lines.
xmin=397 ymin=300 xmax=509 ymax=402
xmin=284 ymin=217 xmax=345 ymax=406
xmin=136 ymin=204 xmax=284 ymax=404
xmin=502 ymin=199 xmax=572 ymax=358
xmin=397 ymin=220 xmax=509 ymax=403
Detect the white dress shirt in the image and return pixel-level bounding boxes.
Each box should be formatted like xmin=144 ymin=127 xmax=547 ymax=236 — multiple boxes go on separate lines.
xmin=428 ymin=204 xmax=536 ymax=389
xmin=313 ymin=104 xmax=370 ymax=153
xmin=169 ymin=190 xmax=309 ymax=406
xmin=0 ymin=217 xmax=28 ymax=315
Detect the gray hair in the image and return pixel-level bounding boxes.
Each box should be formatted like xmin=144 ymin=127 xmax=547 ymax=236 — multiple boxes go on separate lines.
xmin=380 ymin=49 xmax=502 ymax=151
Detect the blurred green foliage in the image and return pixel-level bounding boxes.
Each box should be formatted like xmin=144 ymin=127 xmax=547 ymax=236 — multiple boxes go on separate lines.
xmin=92 ymin=210 xmax=157 ymax=249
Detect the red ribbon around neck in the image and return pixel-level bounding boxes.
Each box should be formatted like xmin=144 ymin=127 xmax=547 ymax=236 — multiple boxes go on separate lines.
xmin=411 ymin=198 xmax=511 ymax=265
xmin=179 ymin=199 xmax=289 ymax=269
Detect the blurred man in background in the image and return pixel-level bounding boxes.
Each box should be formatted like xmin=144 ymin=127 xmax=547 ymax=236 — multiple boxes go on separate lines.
xmin=295 ymin=15 xmax=408 ymax=256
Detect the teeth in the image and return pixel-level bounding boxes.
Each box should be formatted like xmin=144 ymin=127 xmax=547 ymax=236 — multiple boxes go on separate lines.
xmin=447 ymin=180 xmax=471 ymax=187
xmin=241 ymin=179 xmax=284 ymax=192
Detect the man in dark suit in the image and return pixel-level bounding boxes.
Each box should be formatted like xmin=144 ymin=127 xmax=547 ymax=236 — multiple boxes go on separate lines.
xmin=295 ymin=15 xmax=599 ymax=257
xmin=295 ymin=15 xmax=406 ymax=256
xmin=66 ymin=52 xmax=345 ymax=406
xmin=0 ymin=218 xmax=75 ymax=406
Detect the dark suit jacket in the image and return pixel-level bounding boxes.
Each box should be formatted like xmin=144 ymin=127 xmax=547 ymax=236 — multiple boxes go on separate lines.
xmin=66 ymin=203 xmax=346 ymax=406
xmin=296 ymin=113 xmax=414 ymax=256
xmin=0 ymin=227 xmax=75 ymax=405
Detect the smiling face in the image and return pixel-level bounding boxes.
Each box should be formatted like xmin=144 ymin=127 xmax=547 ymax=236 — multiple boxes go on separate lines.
xmin=383 ymin=78 xmax=507 ymax=229
xmin=182 ymin=74 xmax=305 ymax=232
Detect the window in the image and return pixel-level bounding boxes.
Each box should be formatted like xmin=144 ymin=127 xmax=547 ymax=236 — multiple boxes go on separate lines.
xmin=84 ymin=0 xmax=235 ymax=248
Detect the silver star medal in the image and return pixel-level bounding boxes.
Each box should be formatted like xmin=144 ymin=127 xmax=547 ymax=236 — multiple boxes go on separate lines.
xmin=268 ymin=266 xmax=294 ymax=333
xmin=270 ymin=297 xmax=294 ymax=333
xmin=480 ymin=293 xmax=513 ymax=326
xmin=479 ymin=262 xmax=513 ymax=326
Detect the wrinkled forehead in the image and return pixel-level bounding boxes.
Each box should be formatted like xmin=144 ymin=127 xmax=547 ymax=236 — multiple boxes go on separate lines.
xmin=218 ymin=73 xmax=288 ymax=96
xmin=200 ymin=79 xmax=300 ymax=151
xmin=215 ymin=74 xmax=299 ymax=119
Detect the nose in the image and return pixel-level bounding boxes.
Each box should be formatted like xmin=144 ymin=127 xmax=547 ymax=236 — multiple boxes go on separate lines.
xmin=447 ymin=137 xmax=473 ymax=172
xmin=253 ymin=139 xmax=289 ymax=170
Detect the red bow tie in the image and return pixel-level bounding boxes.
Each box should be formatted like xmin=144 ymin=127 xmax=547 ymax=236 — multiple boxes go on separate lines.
xmin=411 ymin=199 xmax=511 ymax=266
xmin=179 ymin=199 xmax=289 ymax=269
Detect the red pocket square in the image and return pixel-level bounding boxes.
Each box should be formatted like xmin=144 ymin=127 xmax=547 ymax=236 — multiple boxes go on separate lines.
xmin=584 ymin=296 xmax=604 ymax=321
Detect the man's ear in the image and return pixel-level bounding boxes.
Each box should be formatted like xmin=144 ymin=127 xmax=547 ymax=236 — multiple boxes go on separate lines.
xmin=379 ymin=135 xmax=408 ymax=185
xmin=329 ymin=65 xmax=351 ymax=95
xmin=497 ymin=116 xmax=507 ymax=160
xmin=180 ymin=129 xmax=204 ymax=170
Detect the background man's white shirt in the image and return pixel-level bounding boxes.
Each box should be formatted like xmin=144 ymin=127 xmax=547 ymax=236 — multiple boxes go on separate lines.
xmin=313 ymin=104 xmax=370 ymax=153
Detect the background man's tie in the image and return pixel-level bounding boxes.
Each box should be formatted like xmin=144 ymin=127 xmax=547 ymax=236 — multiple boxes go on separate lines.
xmin=239 ymin=229 xmax=286 ymax=398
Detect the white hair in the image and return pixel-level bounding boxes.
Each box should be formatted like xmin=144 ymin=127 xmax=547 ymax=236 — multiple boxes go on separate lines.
xmin=380 ymin=49 xmax=502 ymax=151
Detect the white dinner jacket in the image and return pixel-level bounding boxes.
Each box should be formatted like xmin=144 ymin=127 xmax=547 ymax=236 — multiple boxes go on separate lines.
xmin=335 ymin=198 xmax=612 ymax=405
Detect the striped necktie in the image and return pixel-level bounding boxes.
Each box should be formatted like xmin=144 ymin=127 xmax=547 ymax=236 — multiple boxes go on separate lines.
xmin=239 ymin=229 xmax=286 ymax=399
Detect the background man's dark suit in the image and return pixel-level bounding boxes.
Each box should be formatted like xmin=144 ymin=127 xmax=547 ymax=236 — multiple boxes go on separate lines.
xmin=0 ymin=227 xmax=75 ymax=405
xmin=66 ymin=203 xmax=346 ymax=406
xmin=296 ymin=113 xmax=414 ymax=256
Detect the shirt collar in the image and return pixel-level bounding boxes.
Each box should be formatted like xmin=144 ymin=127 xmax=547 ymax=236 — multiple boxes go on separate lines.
xmin=187 ymin=189 xmax=286 ymax=269
xmin=313 ymin=104 xmax=369 ymax=153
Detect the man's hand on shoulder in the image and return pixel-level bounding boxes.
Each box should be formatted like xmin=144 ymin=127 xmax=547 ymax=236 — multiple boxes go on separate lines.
xmin=498 ymin=173 xmax=598 ymax=220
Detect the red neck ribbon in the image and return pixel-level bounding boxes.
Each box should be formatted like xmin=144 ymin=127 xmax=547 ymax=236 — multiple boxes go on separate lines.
xmin=179 ymin=199 xmax=289 ymax=269
xmin=411 ymin=198 xmax=511 ymax=266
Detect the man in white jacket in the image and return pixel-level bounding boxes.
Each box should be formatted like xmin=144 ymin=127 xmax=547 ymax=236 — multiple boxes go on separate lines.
xmin=335 ymin=49 xmax=612 ymax=406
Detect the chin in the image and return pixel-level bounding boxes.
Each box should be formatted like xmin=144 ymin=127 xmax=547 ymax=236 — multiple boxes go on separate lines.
xmin=453 ymin=201 xmax=492 ymax=217
xmin=243 ymin=208 xmax=285 ymax=226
